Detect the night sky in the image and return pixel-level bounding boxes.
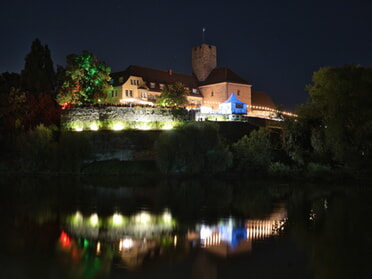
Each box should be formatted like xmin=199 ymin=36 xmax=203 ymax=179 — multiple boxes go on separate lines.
xmin=1 ymin=0 xmax=372 ymax=111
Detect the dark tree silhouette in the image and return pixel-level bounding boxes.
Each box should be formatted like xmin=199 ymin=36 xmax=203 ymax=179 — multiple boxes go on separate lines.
xmin=21 ymin=38 xmax=56 ymax=96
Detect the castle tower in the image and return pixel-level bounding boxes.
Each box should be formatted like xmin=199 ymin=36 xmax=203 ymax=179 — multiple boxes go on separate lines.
xmin=192 ymin=44 xmax=217 ymax=82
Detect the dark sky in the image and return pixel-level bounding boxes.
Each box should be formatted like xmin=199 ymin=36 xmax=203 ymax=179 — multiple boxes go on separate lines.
xmin=1 ymin=0 xmax=372 ymax=111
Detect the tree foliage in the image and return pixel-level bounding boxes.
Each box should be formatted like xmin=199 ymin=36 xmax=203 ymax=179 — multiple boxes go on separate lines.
xmin=232 ymin=127 xmax=272 ymax=172
xmin=304 ymin=64 xmax=372 ymax=169
xmin=158 ymin=82 xmax=188 ymax=107
xmin=56 ymin=51 xmax=112 ymax=106
xmin=0 ymin=39 xmax=60 ymax=135
xmin=21 ymin=38 xmax=56 ymax=95
xmin=155 ymin=122 xmax=232 ymax=174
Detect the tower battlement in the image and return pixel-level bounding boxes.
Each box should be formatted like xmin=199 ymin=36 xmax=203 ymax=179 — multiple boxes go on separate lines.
xmin=192 ymin=44 xmax=217 ymax=82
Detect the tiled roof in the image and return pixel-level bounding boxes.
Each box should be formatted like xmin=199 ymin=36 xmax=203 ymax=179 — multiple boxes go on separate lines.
xmin=199 ymin=67 xmax=251 ymax=86
xmin=111 ymin=65 xmax=201 ymax=96
xmin=251 ymin=91 xmax=276 ymax=109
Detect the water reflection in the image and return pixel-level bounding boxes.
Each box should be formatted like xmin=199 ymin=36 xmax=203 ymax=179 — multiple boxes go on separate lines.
xmin=6 ymin=177 xmax=370 ymax=278
xmin=193 ymin=204 xmax=287 ymax=257
xmin=59 ymin=204 xmax=288 ymax=272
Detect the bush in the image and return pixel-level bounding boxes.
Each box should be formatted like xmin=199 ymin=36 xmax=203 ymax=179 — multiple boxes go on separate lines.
xmin=268 ymin=162 xmax=294 ymax=178
xmin=155 ymin=121 xmax=232 ymax=174
xmin=306 ymin=162 xmax=331 ymax=179
xmin=53 ymin=131 xmax=94 ymax=173
xmin=232 ymin=127 xmax=272 ymax=172
xmin=11 ymin=124 xmax=55 ymax=172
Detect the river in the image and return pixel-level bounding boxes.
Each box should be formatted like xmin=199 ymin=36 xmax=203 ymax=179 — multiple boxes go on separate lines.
xmin=0 ymin=176 xmax=370 ymax=279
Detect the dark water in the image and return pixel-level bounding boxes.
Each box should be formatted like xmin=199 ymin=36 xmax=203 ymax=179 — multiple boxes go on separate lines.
xmin=0 ymin=176 xmax=371 ymax=279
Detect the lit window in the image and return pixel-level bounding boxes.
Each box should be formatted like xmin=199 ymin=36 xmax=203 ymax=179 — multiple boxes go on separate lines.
xmin=159 ymin=84 xmax=164 ymax=89
xmin=148 ymin=94 xmax=155 ymax=100
xmin=130 ymin=79 xmax=139 ymax=86
xmin=192 ymin=88 xmax=197 ymax=93
xmin=150 ymin=82 xmax=155 ymax=88
xmin=140 ymin=91 xmax=147 ymax=99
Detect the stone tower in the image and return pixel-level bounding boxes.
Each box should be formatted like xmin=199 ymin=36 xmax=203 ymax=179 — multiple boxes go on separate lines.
xmin=192 ymin=44 xmax=217 ymax=82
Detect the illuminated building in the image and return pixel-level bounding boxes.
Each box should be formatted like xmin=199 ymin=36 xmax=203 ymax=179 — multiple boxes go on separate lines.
xmin=108 ymin=43 xmax=287 ymax=118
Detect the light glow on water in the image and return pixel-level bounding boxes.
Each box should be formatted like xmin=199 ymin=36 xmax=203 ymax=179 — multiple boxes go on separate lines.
xmin=90 ymin=213 xmax=99 ymax=227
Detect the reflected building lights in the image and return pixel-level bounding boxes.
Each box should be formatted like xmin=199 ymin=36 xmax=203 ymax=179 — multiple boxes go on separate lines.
xmin=113 ymin=213 xmax=124 ymax=226
xmin=96 ymin=241 xmax=101 ymax=254
xmin=90 ymin=213 xmax=99 ymax=227
xmin=199 ymin=206 xmax=288 ymax=254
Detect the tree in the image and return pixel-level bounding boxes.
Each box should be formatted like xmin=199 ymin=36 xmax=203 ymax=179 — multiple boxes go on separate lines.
xmin=21 ymin=38 xmax=56 ymax=95
xmin=232 ymin=127 xmax=272 ymax=172
xmin=56 ymin=51 xmax=112 ymax=106
xmin=304 ymin=64 xmax=372 ymax=169
xmin=158 ymin=81 xmax=188 ymax=107
xmin=0 ymin=72 xmax=22 ymax=136
xmin=155 ymin=122 xmax=232 ymax=174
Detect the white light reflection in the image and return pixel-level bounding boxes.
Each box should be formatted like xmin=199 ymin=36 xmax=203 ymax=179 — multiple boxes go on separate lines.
xmin=113 ymin=213 xmax=124 ymax=226
xmin=90 ymin=213 xmax=99 ymax=227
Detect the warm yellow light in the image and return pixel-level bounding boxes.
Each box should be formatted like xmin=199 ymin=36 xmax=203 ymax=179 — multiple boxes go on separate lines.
xmin=162 ymin=124 xmax=173 ymax=130
xmin=90 ymin=213 xmax=99 ymax=227
xmin=122 ymin=238 xmax=133 ymax=249
xmin=136 ymin=124 xmax=151 ymax=130
xmin=74 ymin=126 xmax=83 ymax=132
xmin=96 ymin=241 xmax=101 ymax=254
xmin=112 ymin=123 xmax=124 ymax=131
xmin=174 ymin=235 xmax=177 ymax=247
xmin=90 ymin=123 xmax=99 ymax=131
xmin=113 ymin=213 xmax=123 ymax=226
xmin=135 ymin=211 xmax=151 ymax=224
xmin=163 ymin=211 xmax=172 ymax=224
xmin=73 ymin=211 xmax=83 ymax=224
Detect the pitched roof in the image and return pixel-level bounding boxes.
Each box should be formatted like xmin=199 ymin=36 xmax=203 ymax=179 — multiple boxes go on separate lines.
xmin=111 ymin=65 xmax=199 ymax=90
xmin=223 ymin=93 xmax=246 ymax=104
xmin=251 ymin=91 xmax=276 ymax=109
xmin=199 ymin=67 xmax=251 ymax=86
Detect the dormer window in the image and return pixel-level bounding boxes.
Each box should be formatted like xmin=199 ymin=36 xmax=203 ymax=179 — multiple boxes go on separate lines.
xmin=119 ymin=77 xmax=124 ymax=83
xmin=130 ymin=79 xmax=140 ymax=85
xmin=192 ymin=88 xmax=198 ymax=94
xmin=159 ymin=83 xmax=165 ymax=90
xmin=150 ymin=82 xmax=155 ymax=88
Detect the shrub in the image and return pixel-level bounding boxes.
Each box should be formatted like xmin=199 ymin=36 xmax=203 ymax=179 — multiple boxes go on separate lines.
xmin=306 ymin=162 xmax=331 ymax=179
xmin=232 ymin=127 xmax=272 ymax=172
xmin=155 ymin=121 xmax=232 ymax=174
xmin=268 ymin=162 xmax=293 ymax=178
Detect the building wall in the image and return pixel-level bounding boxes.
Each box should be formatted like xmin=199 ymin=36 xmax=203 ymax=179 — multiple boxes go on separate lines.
xmin=226 ymin=83 xmax=252 ymax=107
xmin=192 ymin=44 xmax=217 ymax=82
xmin=120 ymin=76 xmax=146 ymax=100
xmin=200 ymin=82 xmax=252 ymax=111
xmin=200 ymin=83 xmax=228 ymax=111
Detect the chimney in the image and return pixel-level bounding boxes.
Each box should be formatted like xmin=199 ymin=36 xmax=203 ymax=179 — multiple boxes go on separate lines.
xmin=168 ymin=69 xmax=173 ymax=75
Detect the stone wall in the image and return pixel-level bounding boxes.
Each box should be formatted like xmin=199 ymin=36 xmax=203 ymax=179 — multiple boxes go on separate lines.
xmin=61 ymin=106 xmax=178 ymax=124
